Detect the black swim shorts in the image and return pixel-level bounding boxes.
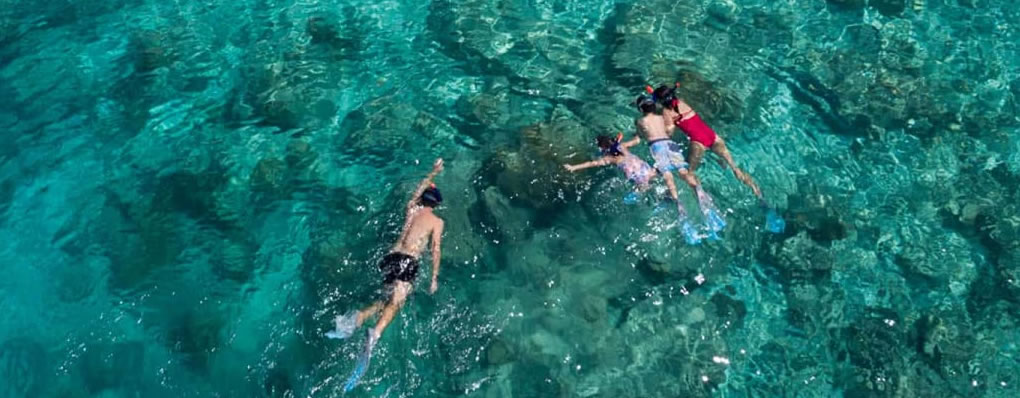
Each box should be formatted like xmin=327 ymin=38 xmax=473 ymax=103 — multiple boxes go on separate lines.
xmin=379 ymin=252 xmax=419 ymax=284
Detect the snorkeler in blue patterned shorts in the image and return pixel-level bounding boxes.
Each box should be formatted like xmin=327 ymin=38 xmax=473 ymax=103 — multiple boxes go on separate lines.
xmin=634 ymin=94 xmax=727 ymax=243
xmin=326 ymin=158 xmax=446 ymax=392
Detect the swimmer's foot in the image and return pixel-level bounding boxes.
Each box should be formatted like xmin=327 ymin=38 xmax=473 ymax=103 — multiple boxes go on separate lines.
xmin=343 ymin=330 xmax=379 ymax=392
xmin=325 ymin=311 xmax=358 ymax=340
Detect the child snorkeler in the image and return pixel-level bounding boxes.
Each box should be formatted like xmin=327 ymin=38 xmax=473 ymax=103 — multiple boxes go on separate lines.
xmin=564 ymin=133 xmax=655 ymax=191
xmin=564 ymin=133 xmax=712 ymax=244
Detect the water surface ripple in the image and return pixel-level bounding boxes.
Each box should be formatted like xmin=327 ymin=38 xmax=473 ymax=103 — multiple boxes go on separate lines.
xmin=1 ymin=0 xmax=1018 ymax=397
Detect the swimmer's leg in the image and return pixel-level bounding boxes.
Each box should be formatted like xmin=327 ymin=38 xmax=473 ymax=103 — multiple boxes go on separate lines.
xmin=687 ymin=141 xmax=708 ymax=172
xmin=711 ymin=138 xmax=762 ymax=199
xmin=357 ymin=301 xmax=384 ymax=325
xmin=326 ymin=301 xmax=383 ymax=339
xmin=659 ymin=172 xmax=681 ymax=203
xmin=343 ymin=281 xmax=412 ymax=392
xmin=372 ymin=281 xmax=412 ymax=339
xmin=675 ymin=168 xmax=701 ymax=191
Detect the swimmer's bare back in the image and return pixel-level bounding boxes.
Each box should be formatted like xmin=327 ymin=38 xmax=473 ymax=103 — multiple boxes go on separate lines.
xmin=391 ymin=158 xmax=445 ymax=259
xmin=391 ymin=208 xmax=443 ymax=258
xmin=636 ymin=112 xmax=673 ymax=142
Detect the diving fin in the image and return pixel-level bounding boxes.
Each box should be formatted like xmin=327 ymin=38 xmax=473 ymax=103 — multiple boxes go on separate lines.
xmin=681 ymin=220 xmax=702 ymax=245
xmin=759 ymin=199 xmax=785 ymax=234
xmin=694 ymin=186 xmax=726 ymax=233
xmin=676 ymin=201 xmax=702 ymax=245
xmin=704 ymin=207 xmax=726 ymax=233
xmin=623 ymin=191 xmax=640 ymax=205
xmin=765 ymin=208 xmax=785 ymax=234
xmin=325 ymin=311 xmax=358 ymax=340
xmin=343 ymin=330 xmax=379 ymax=392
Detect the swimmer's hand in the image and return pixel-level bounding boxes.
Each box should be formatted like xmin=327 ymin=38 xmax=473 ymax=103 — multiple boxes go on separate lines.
xmin=563 ymin=164 xmax=577 ymax=172
xmin=429 ymin=278 xmax=438 ymax=294
xmin=432 ymin=158 xmax=444 ymax=173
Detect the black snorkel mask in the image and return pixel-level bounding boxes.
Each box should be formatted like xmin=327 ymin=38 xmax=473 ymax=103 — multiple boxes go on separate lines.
xmin=599 ymin=133 xmax=624 ymax=156
xmin=421 ymin=183 xmax=443 ymax=207
xmin=634 ymin=94 xmax=656 ymax=112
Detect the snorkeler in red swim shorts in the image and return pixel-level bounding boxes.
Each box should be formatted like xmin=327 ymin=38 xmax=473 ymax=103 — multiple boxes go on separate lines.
xmin=651 ymin=84 xmax=763 ymax=199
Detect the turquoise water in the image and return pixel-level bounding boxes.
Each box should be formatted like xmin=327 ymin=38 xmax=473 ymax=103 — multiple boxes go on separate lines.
xmin=1 ymin=0 xmax=1019 ymax=396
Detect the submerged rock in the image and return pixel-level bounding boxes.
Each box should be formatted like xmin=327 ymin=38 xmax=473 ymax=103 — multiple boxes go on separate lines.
xmin=166 ymin=308 xmax=228 ymax=370
xmin=773 ymin=232 xmax=835 ymax=276
xmin=425 ymin=0 xmax=604 ymax=98
xmin=55 ymin=260 xmax=103 ymax=302
xmin=480 ymin=107 xmax=590 ymax=213
xmin=893 ymin=231 xmax=978 ymax=295
xmin=1000 ymin=249 xmax=1020 ymax=295
xmin=909 ymin=311 xmax=976 ymax=367
xmin=871 ymin=0 xmax=907 ymax=16
xmin=672 ymin=68 xmax=745 ymax=125
xmin=843 ymin=312 xmax=907 ymax=397
xmin=879 ymin=20 xmax=925 ymax=73
xmin=579 ymin=294 xmax=609 ymax=324
xmin=81 ymin=341 xmax=145 ymax=393
xmin=0 ymin=338 xmax=46 ymax=398
xmin=485 ymin=338 xmax=516 ymax=367
xmin=251 ymin=157 xmax=286 ymax=191
xmin=826 ymin=0 xmax=866 ymax=10
xmin=305 ymin=13 xmax=361 ymax=53
xmin=132 ymin=28 xmax=178 ymax=74
xmin=210 ymin=239 xmax=255 ymax=282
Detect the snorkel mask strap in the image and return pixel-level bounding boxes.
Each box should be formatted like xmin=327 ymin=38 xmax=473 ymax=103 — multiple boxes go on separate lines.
xmin=610 ymin=132 xmax=624 ymax=155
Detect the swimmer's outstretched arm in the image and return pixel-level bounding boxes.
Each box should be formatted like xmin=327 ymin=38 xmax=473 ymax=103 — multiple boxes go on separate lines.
xmin=407 ymin=158 xmax=444 ymax=211
xmin=620 ymin=136 xmax=641 ymax=149
xmin=563 ymin=157 xmax=612 ymax=173
xmin=429 ymin=220 xmax=444 ymax=294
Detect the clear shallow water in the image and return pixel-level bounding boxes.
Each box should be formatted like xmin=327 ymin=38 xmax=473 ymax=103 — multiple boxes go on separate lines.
xmin=1 ymin=0 xmax=1019 ymax=396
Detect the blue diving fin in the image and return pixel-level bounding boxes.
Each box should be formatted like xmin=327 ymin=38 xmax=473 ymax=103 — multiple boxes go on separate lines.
xmin=760 ymin=200 xmax=785 ymax=234
xmin=343 ymin=331 xmax=378 ymax=392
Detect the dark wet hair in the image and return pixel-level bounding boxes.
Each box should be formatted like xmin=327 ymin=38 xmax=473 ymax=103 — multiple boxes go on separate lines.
xmin=652 ymin=85 xmax=680 ymax=112
xmin=652 ymin=85 xmax=676 ymax=103
xmin=635 ymin=95 xmax=656 ymax=113
xmin=596 ymin=135 xmax=622 ymax=156
xmin=421 ymin=187 xmax=443 ymax=208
